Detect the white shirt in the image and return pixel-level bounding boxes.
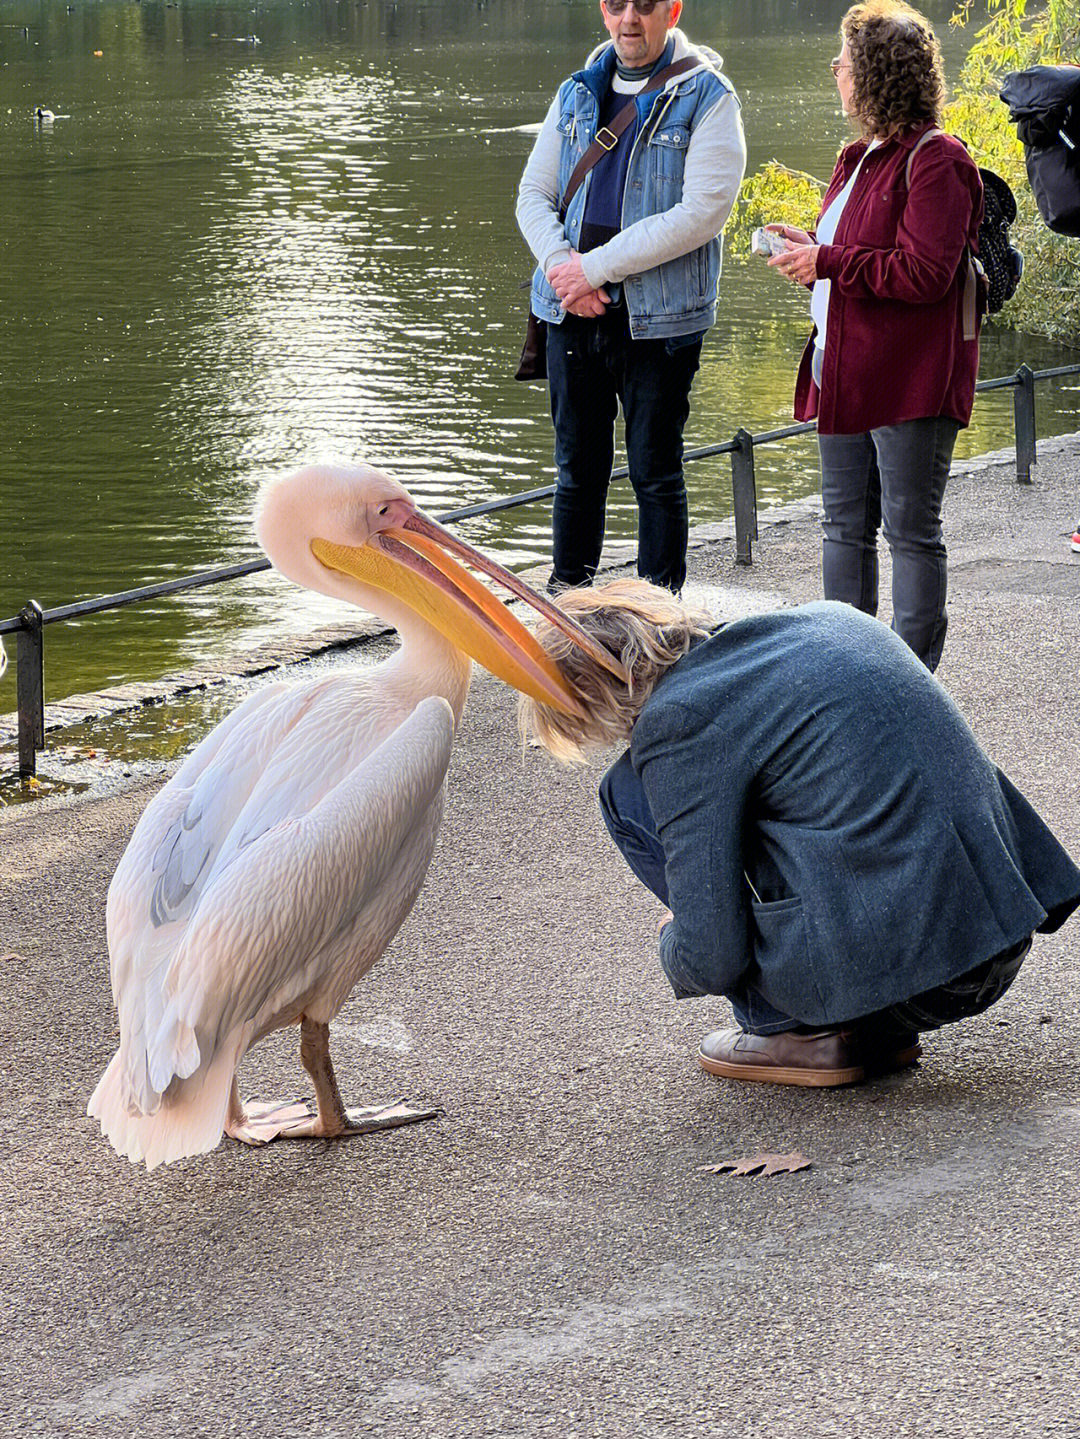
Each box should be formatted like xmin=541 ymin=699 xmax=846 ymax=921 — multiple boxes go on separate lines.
xmin=812 ymin=139 xmax=880 ymax=351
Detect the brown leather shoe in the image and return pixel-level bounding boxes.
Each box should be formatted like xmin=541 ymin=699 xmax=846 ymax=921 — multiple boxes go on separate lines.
xmin=699 ymin=1027 xmax=863 ymax=1087
xmin=698 ymin=1027 xmax=922 ymax=1087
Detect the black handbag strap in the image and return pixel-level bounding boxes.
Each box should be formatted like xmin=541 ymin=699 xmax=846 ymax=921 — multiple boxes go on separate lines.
xmin=558 ymin=56 xmax=699 ymax=221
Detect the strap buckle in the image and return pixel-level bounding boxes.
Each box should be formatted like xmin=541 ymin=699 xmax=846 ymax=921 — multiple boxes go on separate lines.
xmin=595 ymin=127 xmax=619 ymax=152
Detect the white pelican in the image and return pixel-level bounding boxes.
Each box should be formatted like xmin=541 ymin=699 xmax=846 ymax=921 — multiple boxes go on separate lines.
xmin=88 ymin=463 xmax=623 ymax=1170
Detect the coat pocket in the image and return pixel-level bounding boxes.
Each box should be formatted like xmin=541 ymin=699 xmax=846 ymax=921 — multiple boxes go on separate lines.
xmin=751 ymin=895 xmax=805 ymax=941
xmin=750 ymin=896 xmax=828 ymax=1020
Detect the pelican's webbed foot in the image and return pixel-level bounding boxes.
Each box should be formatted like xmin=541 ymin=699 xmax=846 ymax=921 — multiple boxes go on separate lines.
xmin=225 ymin=1016 xmax=439 ymax=1147
xmin=226 ymin=1095 xmax=439 ymax=1146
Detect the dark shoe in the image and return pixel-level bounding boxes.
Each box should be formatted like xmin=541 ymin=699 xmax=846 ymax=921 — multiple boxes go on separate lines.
xmin=697 ymin=1026 xmax=920 ymax=1088
xmin=857 ymin=1027 xmax=922 ymax=1074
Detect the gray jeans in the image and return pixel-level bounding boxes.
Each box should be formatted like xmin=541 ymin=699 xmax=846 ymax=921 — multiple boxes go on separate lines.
xmin=818 ymin=415 xmax=961 ymax=672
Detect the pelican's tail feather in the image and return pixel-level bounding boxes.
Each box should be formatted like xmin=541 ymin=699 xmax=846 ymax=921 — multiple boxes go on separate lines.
xmin=88 ymin=1039 xmax=240 ymax=1172
xmin=147 ymin=1007 xmax=202 ymax=1096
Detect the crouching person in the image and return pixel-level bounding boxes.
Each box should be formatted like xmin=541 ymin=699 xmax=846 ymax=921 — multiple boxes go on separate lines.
xmin=520 ymin=579 xmax=1080 ymax=1086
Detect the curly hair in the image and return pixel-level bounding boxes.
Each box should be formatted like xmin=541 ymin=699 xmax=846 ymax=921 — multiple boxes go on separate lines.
xmin=841 ymin=0 xmax=944 ymax=136
xmin=518 ymin=578 xmax=712 ymax=764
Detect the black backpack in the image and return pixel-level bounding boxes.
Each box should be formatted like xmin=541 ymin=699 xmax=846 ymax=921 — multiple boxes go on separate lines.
xmin=1000 ymin=64 xmax=1080 ymax=238
xmin=906 ymin=128 xmax=1023 ymax=315
xmin=979 ymin=169 xmax=1024 ymax=312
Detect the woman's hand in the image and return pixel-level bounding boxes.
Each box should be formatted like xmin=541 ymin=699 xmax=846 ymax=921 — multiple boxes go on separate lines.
xmin=765 ymin=223 xmax=814 ymax=247
xmin=767 ymin=242 xmax=821 ymax=286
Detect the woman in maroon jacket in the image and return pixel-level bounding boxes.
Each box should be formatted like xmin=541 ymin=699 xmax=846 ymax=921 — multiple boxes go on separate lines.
xmin=766 ymin=0 xmax=983 ymax=672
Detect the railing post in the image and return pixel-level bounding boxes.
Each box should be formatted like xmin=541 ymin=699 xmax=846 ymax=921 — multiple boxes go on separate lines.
xmin=16 ymin=601 xmax=45 ymax=779
xmin=1013 ymin=364 xmax=1036 ymax=485
xmin=731 ymin=428 xmax=758 ymax=566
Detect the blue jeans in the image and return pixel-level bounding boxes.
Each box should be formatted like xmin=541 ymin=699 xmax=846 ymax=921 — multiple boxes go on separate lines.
xmin=545 ymin=309 xmax=702 ymax=593
xmin=598 ymin=748 xmax=1030 ymax=1036
xmin=818 ymin=416 xmax=960 ymax=672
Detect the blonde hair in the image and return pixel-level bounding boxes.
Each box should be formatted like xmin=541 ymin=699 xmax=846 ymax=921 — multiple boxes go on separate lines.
xmin=519 ymin=577 xmax=711 ymax=763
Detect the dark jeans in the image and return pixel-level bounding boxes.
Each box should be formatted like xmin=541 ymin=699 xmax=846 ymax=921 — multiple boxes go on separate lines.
xmin=545 ymin=308 xmax=703 ymax=593
xmin=818 ymin=416 xmax=960 ymax=672
xmin=598 ymin=748 xmax=1030 ymax=1037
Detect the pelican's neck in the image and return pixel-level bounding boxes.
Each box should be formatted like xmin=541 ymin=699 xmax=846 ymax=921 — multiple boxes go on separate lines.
xmin=377 ymin=604 xmax=472 ymax=724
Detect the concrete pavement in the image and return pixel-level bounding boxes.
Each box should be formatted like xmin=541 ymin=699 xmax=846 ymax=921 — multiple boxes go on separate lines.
xmin=2 ymin=434 xmax=1079 ymax=1439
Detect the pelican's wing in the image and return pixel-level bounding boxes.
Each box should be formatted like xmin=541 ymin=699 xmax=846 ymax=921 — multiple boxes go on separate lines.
xmin=170 ymin=680 xmax=294 ymax=790
xmin=138 ymin=696 xmax=456 ymax=1102
xmin=106 ymin=680 xmax=311 ymax=1107
xmin=109 ymin=680 xmax=293 ymax=949
xmin=140 ymin=681 xmax=322 ymax=931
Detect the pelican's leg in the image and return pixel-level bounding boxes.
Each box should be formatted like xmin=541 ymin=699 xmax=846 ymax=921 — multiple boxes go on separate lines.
xmin=296 ymin=1017 xmax=440 ymax=1137
xmin=225 ymin=1018 xmax=438 ymax=1146
xmin=299 ymin=1017 xmax=355 ymax=1133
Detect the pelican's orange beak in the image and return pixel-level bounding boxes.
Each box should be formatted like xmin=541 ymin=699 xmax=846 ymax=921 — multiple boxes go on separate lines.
xmin=311 ymin=510 xmax=628 ymax=719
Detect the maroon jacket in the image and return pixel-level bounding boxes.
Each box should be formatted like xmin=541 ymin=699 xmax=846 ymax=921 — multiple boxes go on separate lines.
xmin=794 ymin=123 xmax=984 ymax=436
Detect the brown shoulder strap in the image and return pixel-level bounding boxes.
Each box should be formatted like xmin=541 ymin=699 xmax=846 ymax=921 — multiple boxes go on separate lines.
xmin=558 ymin=56 xmax=700 ymax=221
xmin=903 ymin=125 xmax=945 ymax=188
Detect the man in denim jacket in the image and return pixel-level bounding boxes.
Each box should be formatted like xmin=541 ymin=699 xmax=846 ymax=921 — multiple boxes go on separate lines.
xmin=516 ymin=1 xmax=745 ymax=594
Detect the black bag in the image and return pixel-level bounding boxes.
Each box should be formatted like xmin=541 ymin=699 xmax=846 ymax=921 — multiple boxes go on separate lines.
xmin=515 ymin=312 xmax=547 ymax=382
xmin=1000 ymin=65 xmax=1080 ymax=237
xmin=978 ymin=169 xmax=1024 ymax=312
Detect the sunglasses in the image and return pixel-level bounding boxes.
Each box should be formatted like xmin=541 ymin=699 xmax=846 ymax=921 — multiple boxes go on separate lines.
xmin=604 ymin=0 xmax=668 ymax=14
xmin=830 ymin=57 xmax=852 ymax=75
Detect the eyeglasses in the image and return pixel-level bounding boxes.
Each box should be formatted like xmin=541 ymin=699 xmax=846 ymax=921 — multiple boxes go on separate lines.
xmin=830 ymin=57 xmax=851 ymax=75
xmin=604 ymin=0 xmax=667 ymax=15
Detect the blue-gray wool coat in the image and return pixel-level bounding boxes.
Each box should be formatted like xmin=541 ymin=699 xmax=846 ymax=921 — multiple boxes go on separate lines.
xmin=632 ymin=603 xmax=1080 ymax=1024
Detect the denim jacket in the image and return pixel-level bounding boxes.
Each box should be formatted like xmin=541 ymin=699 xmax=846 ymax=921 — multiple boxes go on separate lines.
xmin=516 ymin=31 xmax=745 ymax=340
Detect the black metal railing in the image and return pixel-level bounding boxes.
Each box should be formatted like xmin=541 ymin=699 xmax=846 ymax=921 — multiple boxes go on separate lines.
xmin=2 ymin=360 xmax=1078 ymax=780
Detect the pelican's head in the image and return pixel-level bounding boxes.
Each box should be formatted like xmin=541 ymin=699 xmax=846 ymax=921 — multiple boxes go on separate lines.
xmin=256 ymin=463 xmax=627 ymax=719
xmin=256 ymin=464 xmax=417 ymax=577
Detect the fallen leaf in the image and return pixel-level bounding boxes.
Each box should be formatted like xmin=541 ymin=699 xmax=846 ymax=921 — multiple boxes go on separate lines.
xmin=699 ymin=1150 xmax=812 ymax=1178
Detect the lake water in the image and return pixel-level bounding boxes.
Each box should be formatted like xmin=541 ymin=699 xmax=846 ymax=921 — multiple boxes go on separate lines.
xmin=2 ymin=0 xmax=1078 ymax=712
